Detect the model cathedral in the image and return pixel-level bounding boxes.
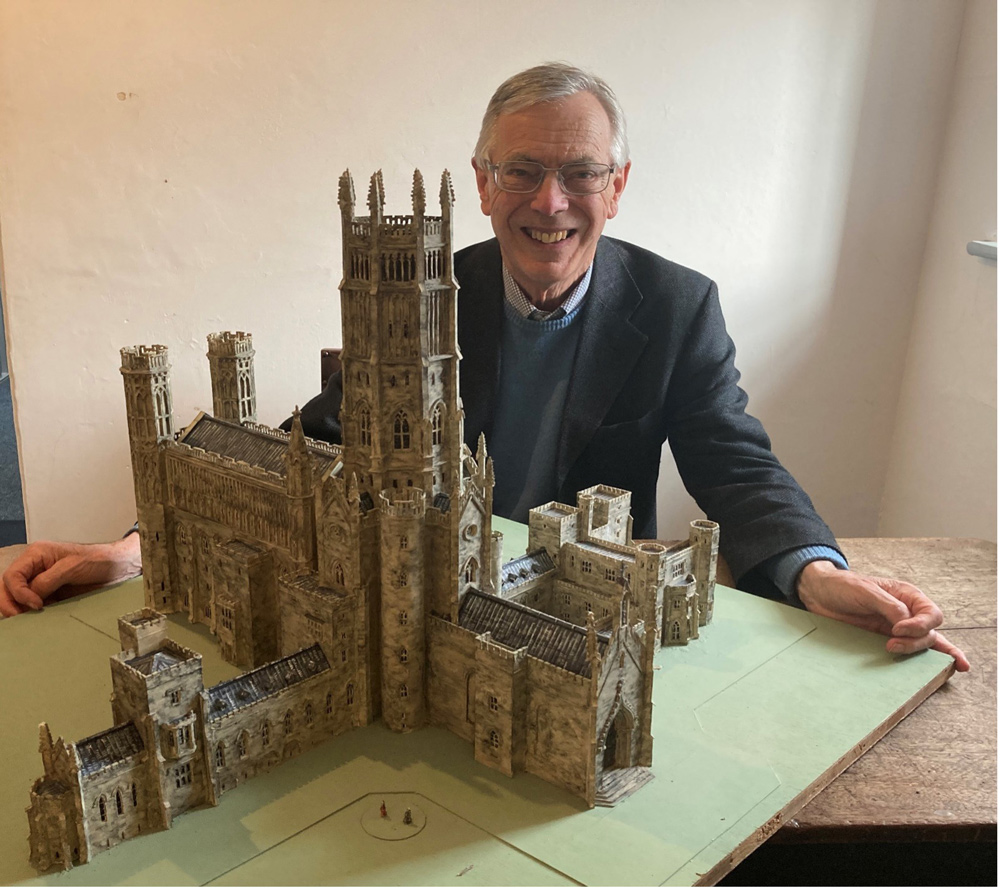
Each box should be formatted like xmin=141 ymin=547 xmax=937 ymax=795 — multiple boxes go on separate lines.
xmin=26 ymin=171 xmax=719 ymax=871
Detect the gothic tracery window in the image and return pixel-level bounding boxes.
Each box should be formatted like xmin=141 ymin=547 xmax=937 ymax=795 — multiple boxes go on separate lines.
xmin=359 ymin=407 xmax=372 ymax=447
xmin=393 ymin=412 xmax=410 ymax=449
xmin=431 ymin=403 xmax=443 ymax=446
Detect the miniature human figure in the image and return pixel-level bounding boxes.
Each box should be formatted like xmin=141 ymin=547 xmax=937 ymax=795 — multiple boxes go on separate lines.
xmin=380 ymin=800 xmax=387 ymax=819
xmin=0 ymin=64 xmax=970 ymax=674
xmin=403 ymin=807 xmax=412 ymax=825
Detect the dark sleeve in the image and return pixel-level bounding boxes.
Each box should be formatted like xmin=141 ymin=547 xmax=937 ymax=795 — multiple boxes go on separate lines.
xmin=664 ymin=280 xmax=842 ymax=590
xmin=279 ymin=370 xmax=344 ymax=445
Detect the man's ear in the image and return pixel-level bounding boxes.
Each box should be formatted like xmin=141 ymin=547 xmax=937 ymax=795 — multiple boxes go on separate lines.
xmin=607 ymin=160 xmax=631 ymax=220
xmin=472 ymin=158 xmax=493 ymax=216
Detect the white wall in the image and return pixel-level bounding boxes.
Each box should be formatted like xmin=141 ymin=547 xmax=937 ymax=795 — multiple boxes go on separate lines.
xmin=0 ymin=0 xmax=983 ymax=545
xmin=879 ymin=0 xmax=997 ymax=540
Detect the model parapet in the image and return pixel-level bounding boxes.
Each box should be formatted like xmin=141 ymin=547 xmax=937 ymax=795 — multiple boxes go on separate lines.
xmin=27 ymin=171 xmax=719 ymax=870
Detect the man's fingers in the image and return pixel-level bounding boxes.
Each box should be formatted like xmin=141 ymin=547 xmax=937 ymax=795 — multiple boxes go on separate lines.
xmin=29 ymin=558 xmax=83 ymax=598
xmin=885 ymin=630 xmax=971 ymax=672
xmin=1 ymin=568 xmax=45 ymax=611
xmin=879 ymin=579 xmax=944 ymax=637
xmin=0 ymin=587 xmax=30 ymax=617
xmin=930 ymin=632 xmax=971 ymax=672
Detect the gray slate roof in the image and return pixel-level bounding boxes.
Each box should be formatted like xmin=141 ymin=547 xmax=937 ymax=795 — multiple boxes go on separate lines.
xmin=76 ymin=723 xmax=144 ymax=776
xmin=127 ymin=648 xmax=184 ymax=675
xmin=458 ymin=589 xmax=609 ymax=677
xmin=500 ymin=548 xmax=557 ymax=594
xmin=206 ymin=644 xmax=330 ymax=720
xmin=179 ymin=415 xmax=341 ymax=478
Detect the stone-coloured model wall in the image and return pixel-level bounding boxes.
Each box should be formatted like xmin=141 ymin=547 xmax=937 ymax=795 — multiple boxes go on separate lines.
xmin=562 ymin=545 xmax=636 ymax=594
xmin=27 ymin=734 xmax=86 ymax=870
xmin=472 ymin=637 xmax=527 ymax=778
xmin=593 ymin=626 xmax=652 ymax=775
xmin=200 ymin=671 xmax=344 ymax=801
xmin=522 ymin=658 xmax=594 ymax=798
xmin=502 ymin=574 xmax=555 ymax=614
xmin=424 ymin=506 xmax=457 ymax=620
xmin=212 ymin=542 xmax=278 ymax=667
xmin=166 ymin=452 xmax=292 ymax=552
xmin=77 ymin=756 xmax=151 ymax=858
xmin=379 ymin=493 xmax=427 ymax=732
xmin=109 ymin=643 xmax=203 ymax=728
xmin=550 ymin=578 xmax=616 ymax=628
xmin=425 ymin=616 xmax=476 ymax=741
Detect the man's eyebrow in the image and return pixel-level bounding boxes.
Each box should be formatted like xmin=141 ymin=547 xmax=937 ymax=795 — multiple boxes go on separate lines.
xmin=500 ymin=153 xmax=603 ymax=164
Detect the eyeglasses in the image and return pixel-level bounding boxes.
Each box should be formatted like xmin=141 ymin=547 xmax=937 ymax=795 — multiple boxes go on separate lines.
xmin=486 ymin=161 xmax=616 ymax=195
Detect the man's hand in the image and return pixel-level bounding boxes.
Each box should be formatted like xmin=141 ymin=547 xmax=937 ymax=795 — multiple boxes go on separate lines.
xmin=797 ymin=560 xmax=970 ymax=672
xmin=0 ymin=536 xmax=143 ymax=618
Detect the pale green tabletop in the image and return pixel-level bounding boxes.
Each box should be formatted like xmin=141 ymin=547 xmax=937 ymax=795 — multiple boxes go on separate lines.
xmin=0 ymin=521 xmax=952 ymax=886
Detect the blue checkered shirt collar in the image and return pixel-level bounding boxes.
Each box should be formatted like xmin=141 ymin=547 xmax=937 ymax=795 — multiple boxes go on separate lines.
xmin=502 ymin=262 xmax=593 ymax=321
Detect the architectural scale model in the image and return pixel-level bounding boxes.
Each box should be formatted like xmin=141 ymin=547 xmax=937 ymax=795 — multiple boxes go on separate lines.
xmin=26 ymin=171 xmax=719 ymax=872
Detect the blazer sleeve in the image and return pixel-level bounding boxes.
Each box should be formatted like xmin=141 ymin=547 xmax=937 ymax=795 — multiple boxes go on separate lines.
xmin=663 ymin=278 xmax=842 ymax=588
xmin=279 ymin=370 xmax=345 ymax=444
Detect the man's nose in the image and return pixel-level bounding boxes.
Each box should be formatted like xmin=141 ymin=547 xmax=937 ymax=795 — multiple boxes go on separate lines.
xmin=530 ymin=171 xmax=569 ymax=215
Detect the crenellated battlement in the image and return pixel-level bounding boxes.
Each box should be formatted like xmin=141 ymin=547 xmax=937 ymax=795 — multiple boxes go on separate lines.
xmin=206 ymin=331 xmax=254 ymax=357
xmin=120 ymin=344 xmax=170 ymax=372
xmin=379 ymin=488 xmax=427 ymax=517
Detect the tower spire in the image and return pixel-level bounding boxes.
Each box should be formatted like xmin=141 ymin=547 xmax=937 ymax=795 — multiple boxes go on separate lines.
xmin=439 ymin=169 xmax=454 ymax=212
xmin=338 ymin=169 xmax=356 ymax=217
xmin=411 ymin=169 xmax=426 ymax=217
xmin=368 ymin=170 xmax=384 ymax=221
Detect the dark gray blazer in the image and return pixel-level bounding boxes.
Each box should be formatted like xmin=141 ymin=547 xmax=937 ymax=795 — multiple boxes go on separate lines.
xmin=292 ymin=236 xmax=840 ymax=592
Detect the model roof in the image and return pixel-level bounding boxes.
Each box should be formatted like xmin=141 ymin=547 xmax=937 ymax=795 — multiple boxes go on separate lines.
xmin=500 ymin=548 xmax=557 ymax=594
xmin=76 ymin=723 xmax=144 ymax=776
xmin=283 ymin=572 xmax=350 ymax=601
xmin=178 ymin=414 xmax=341 ymax=477
xmin=206 ymin=644 xmax=330 ymax=720
xmin=458 ymin=589 xmax=609 ymax=677
xmin=126 ymin=648 xmax=186 ymax=675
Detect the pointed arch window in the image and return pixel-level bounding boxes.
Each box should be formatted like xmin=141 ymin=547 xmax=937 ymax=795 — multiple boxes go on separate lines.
xmin=347 ymin=683 xmax=355 ymax=705
xmin=238 ymin=732 xmax=248 ymax=758
xmin=490 ymin=730 xmax=501 ymax=749
xmin=393 ymin=412 xmax=410 ymax=449
xmin=262 ymin=721 xmax=271 ymax=747
xmin=334 ymin=561 xmax=345 ymax=585
xmin=359 ymin=406 xmax=372 ymax=447
xmin=284 ymin=711 xmax=293 ymax=734
xmin=399 ymin=647 xmax=408 ymax=663
xmin=431 ymin=403 xmax=444 ymax=446
xmin=115 ymin=790 xmax=124 ymax=815
xmin=325 ymin=692 xmax=333 ymax=714
xmin=305 ymin=702 xmax=314 ymax=724
xmin=99 ymin=796 xmax=107 ymax=821
xmin=670 ymin=621 xmax=682 ymax=642
xmin=215 ymin=743 xmax=226 ymax=768
xmin=464 ymin=558 xmax=478 ymax=584
xmin=399 ymin=684 xmax=408 ymax=698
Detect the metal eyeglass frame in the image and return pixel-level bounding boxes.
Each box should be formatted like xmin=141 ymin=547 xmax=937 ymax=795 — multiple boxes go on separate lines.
xmin=485 ymin=161 xmax=616 ymax=195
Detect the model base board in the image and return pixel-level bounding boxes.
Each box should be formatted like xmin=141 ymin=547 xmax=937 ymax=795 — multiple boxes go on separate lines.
xmin=3 ymin=571 xmax=952 ymax=887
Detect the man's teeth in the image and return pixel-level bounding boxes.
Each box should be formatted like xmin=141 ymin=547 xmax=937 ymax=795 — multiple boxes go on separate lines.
xmin=529 ymin=230 xmax=569 ymax=244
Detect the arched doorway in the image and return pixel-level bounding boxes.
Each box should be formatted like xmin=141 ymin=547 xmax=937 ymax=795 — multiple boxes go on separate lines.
xmin=602 ymin=706 xmax=633 ymax=771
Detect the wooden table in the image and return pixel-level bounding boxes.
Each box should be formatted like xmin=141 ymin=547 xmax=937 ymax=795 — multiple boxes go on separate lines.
xmin=774 ymin=537 xmax=997 ymax=846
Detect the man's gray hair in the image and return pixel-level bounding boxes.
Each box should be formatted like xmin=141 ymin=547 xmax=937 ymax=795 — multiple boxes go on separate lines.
xmin=473 ymin=62 xmax=629 ymax=169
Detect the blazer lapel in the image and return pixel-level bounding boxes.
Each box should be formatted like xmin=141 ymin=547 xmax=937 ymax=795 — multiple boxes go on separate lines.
xmin=456 ymin=240 xmax=504 ymax=450
xmin=556 ymin=237 xmax=648 ymax=488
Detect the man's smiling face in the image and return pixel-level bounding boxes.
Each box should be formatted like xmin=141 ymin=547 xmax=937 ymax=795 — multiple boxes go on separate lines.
xmin=474 ymin=91 xmax=630 ymax=309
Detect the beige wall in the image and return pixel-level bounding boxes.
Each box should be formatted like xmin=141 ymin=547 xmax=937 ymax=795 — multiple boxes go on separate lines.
xmin=879 ymin=0 xmax=997 ymax=540
xmin=0 ymin=0 xmax=989 ymax=545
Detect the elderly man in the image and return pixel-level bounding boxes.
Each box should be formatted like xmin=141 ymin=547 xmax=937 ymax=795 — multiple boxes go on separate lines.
xmin=0 ymin=64 xmax=970 ymax=673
